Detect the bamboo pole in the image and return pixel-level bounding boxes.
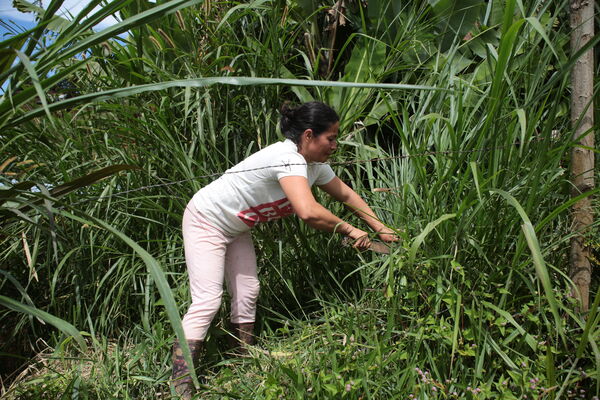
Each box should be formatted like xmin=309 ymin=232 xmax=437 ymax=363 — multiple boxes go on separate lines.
xmin=569 ymin=0 xmax=595 ymax=312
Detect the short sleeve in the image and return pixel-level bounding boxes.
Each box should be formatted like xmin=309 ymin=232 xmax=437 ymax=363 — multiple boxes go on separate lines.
xmin=314 ymin=164 xmax=336 ymax=185
xmin=273 ymin=152 xmax=308 ymax=180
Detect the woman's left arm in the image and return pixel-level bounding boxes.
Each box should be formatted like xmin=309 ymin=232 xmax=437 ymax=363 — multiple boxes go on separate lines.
xmin=318 ymin=177 xmax=398 ymax=242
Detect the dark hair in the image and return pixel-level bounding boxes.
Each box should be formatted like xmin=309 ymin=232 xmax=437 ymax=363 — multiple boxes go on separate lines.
xmin=279 ymin=101 xmax=339 ymax=144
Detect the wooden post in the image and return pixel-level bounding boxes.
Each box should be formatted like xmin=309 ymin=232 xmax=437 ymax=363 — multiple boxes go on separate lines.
xmin=569 ymin=0 xmax=595 ymax=312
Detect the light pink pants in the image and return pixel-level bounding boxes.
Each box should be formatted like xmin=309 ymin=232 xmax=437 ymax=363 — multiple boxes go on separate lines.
xmin=181 ymin=200 xmax=259 ymax=340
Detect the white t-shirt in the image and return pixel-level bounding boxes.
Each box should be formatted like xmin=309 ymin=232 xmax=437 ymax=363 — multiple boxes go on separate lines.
xmin=192 ymin=139 xmax=336 ymax=236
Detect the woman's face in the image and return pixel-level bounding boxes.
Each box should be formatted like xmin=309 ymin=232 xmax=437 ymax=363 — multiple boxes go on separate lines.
xmin=300 ymin=121 xmax=339 ymax=162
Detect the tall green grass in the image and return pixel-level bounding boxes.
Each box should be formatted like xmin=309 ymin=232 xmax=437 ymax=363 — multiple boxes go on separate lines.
xmin=1 ymin=0 xmax=598 ymax=398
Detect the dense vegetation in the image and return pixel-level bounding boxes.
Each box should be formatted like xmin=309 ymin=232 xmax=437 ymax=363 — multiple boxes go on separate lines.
xmin=1 ymin=0 xmax=599 ymax=398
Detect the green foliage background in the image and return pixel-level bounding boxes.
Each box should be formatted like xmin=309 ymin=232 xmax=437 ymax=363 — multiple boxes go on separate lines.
xmin=1 ymin=0 xmax=599 ymax=398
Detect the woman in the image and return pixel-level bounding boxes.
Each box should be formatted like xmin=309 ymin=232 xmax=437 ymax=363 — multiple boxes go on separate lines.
xmin=171 ymin=101 xmax=397 ymax=398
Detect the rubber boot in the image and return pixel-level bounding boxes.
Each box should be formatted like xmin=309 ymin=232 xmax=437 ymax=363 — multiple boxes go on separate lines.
xmin=171 ymin=339 xmax=203 ymax=399
xmin=228 ymin=322 xmax=255 ymax=355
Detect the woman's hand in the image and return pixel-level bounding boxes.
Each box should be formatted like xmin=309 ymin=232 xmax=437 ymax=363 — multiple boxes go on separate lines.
xmin=377 ymin=226 xmax=399 ymax=243
xmin=347 ymin=227 xmax=371 ymax=250
xmin=318 ymin=179 xmax=400 ymax=246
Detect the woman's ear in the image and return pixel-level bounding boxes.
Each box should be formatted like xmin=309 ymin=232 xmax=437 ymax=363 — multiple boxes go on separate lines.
xmin=302 ymin=129 xmax=313 ymax=140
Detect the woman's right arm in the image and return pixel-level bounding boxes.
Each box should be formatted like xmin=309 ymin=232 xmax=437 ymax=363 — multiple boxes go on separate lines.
xmin=279 ymin=176 xmax=370 ymax=248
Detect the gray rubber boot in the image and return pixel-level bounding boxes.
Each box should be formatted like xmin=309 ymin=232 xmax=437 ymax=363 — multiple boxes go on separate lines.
xmin=228 ymin=322 xmax=255 ymax=355
xmin=171 ymin=339 xmax=203 ymax=399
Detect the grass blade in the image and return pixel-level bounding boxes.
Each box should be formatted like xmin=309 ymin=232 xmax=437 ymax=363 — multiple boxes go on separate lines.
xmin=576 ymin=287 xmax=600 ymax=357
xmin=0 ymin=295 xmax=88 ymax=352
xmin=15 ymin=50 xmax=52 ymax=121
xmin=492 ymin=189 xmax=564 ymax=339
xmin=7 ymin=77 xmax=444 ymax=128
xmin=408 ymin=213 xmax=456 ymax=266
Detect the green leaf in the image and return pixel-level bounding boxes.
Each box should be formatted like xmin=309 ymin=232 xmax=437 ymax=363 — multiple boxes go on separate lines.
xmin=491 ymin=189 xmax=564 ymax=341
xmin=576 ymin=287 xmax=600 ymax=358
xmin=6 ymin=77 xmax=443 ymax=128
xmin=50 ymin=164 xmax=140 ymax=197
xmin=12 ymin=0 xmax=72 ymax=33
xmin=0 ymin=295 xmax=87 ymax=352
xmin=408 ymin=213 xmax=456 ymax=265
xmin=0 ymin=165 xmax=138 ymax=210
xmin=486 ymin=334 xmax=518 ymax=369
xmin=524 ymin=16 xmax=558 ymax=59
xmin=15 ymin=50 xmax=52 ymax=121
xmin=482 ymin=300 xmax=536 ymax=351
xmin=521 ymin=221 xmax=563 ymax=338
xmin=430 ymin=0 xmax=485 ymax=51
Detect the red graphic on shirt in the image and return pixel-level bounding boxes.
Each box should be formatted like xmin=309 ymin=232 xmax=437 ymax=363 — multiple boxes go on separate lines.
xmin=237 ymin=198 xmax=295 ymax=228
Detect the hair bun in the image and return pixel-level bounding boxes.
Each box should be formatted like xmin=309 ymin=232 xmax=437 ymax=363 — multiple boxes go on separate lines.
xmin=280 ymin=102 xmax=296 ymax=119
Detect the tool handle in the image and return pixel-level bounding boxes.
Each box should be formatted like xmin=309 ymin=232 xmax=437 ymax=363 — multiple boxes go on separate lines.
xmin=341 ymin=237 xmax=391 ymax=254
